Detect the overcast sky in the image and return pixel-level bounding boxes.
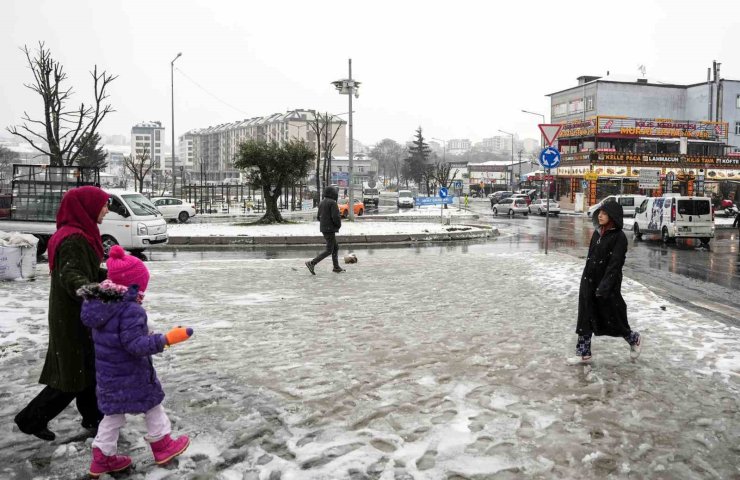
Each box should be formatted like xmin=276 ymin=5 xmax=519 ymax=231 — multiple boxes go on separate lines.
xmin=2 ymin=0 xmax=740 ymax=148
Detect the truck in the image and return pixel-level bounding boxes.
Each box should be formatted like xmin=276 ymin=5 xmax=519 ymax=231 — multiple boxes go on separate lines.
xmin=362 ymin=187 xmax=380 ymax=208
xmin=0 ymin=164 xmax=169 ymax=258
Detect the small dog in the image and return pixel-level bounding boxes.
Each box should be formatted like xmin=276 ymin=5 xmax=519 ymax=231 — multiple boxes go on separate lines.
xmin=343 ymin=253 xmax=358 ymax=264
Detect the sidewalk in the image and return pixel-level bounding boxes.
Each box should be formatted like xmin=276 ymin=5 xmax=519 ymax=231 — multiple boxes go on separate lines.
xmin=166 ymin=220 xmax=494 ymax=246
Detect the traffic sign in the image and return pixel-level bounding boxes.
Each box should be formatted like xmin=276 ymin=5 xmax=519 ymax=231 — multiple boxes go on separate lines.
xmin=453 ymin=180 xmax=463 ymax=189
xmin=538 ymin=124 xmax=563 ymax=146
xmin=581 ymin=180 xmax=589 ymax=189
xmin=439 ymin=187 xmax=449 ymax=198
xmin=538 ymin=147 xmax=561 ymax=169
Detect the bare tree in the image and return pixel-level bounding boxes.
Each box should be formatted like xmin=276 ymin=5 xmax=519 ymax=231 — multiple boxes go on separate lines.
xmin=306 ymin=112 xmax=344 ymax=204
xmin=124 ymin=146 xmax=153 ymax=193
xmin=432 ymin=161 xmax=459 ymax=208
xmin=6 ymin=42 xmax=117 ymax=166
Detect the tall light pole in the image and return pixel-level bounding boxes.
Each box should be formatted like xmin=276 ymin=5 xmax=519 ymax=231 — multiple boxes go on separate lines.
xmin=171 ymin=52 xmax=182 ymax=197
xmin=521 ymin=109 xmax=546 ymax=149
xmin=332 ymin=59 xmax=361 ymax=221
xmin=498 ymin=129 xmax=515 ymax=190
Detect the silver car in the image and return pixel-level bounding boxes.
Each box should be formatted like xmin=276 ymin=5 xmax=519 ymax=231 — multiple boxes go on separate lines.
xmin=492 ymin=198 xmax=529 ymax=216
xmin=528 ymin=199 xmax=560 ymax=216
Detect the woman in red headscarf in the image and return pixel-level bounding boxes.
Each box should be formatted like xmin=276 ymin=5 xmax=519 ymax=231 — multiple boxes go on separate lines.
xmin=15 ymin=186 xmax=110 ymax=441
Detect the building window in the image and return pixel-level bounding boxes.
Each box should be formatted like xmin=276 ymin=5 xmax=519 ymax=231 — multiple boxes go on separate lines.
xmin=155 ymin=131 xmax=161 ymax=141
xmin=568 ymin=98 xmax=584 ymax=114
xmin=553 ymin=103 xmax=567 ymax=117
xmin=736 ymin=95 xmax=740 ymax=108
xmin=736 ymin=122 xmax=740 ymax=135
xmin=358 ymin=166 xmax=364 ymax=173
xmin=586 ymin=96 xmax=594 ymax=111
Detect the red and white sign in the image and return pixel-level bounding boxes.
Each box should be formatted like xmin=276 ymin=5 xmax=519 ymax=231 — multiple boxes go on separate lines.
xmin=538 ymin=124 xmax=563 ymax=146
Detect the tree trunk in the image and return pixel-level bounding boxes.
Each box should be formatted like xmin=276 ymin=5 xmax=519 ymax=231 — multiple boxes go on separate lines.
xmin=138 ymin=176 xmax=144 ymax=193
xmin=258 ymin=187 xmax=284 ymax=224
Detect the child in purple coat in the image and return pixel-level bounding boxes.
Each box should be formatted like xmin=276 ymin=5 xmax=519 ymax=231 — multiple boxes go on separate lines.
xmin=79 ymin=245 xmax=193 ymax=478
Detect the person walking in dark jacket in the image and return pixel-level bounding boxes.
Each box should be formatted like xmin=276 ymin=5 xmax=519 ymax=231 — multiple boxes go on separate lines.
xmin=14 ymin=186 xmax=110 ymax=441
xmin=568 ymin=200 xmax=642 ymax=365
xmin=306 ymin=186 xmax=345 ymax=274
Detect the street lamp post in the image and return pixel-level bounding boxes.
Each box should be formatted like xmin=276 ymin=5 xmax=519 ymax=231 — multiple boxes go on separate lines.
xmin=332 ymin=59 xmax=361 ymax=221
xmin=498 ymin=129 xmax=515 ymax=190
xmin=171 ymin=52 xmax=182 ymax=198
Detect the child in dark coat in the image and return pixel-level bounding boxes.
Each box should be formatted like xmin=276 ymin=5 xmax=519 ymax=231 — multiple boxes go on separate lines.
xmin=79 ymin=245 xmax=193 ymax=478
xmin=568 ymin=201 xmax=642 ymax=365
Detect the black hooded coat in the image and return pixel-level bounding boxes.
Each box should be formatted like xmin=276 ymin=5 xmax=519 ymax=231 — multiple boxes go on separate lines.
xmin=576 ymin=200 xmax=631 ymax=337
xmin=317 ymin=186 xmax=341 ymax=233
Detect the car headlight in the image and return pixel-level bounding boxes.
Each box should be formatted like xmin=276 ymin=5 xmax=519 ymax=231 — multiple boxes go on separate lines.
xmin=137 ymin=223 xmax=148 ymax=235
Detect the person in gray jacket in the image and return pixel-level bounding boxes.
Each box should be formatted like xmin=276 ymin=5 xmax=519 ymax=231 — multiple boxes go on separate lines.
xmin=306 ymin=186 xmax=345 ymax=274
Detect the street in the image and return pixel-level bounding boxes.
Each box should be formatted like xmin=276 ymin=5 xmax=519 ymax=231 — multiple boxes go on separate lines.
xmin=2 ymin=237 xmax=739 ymax=478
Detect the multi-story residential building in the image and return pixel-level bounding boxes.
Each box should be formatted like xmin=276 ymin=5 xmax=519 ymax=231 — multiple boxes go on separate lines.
xmin=548 ymin=67 xmax=740 ymax=207
xmin=178 ymin=133 xmax=195 ymax=172
xmin=187 ymin=110 xmax=346 ymax=183
xmin=480 ymin=136 xmax=512 ymax=154
xmin=131 ymin=121 xmax=165 ymax=172
xmin=447 ymin=138 xmax=472 ymax=155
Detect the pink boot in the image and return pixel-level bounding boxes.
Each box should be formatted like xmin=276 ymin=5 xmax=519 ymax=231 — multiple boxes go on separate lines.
xmin=149 ymin=434 xmax=190 ymax=465
xmin=89 ymin=447 xmax=132 ymax=478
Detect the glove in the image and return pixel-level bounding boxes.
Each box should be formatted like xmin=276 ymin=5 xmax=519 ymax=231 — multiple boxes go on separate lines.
xmin=165 ymin=327 xmax=193 ymax=346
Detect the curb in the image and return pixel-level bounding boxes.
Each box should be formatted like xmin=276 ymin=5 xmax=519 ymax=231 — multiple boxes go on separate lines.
xmin=166 ymin=227 xmax=497 ymax=247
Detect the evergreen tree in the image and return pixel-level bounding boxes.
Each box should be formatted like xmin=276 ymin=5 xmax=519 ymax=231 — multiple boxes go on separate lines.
xmin=404 ymin=127 xmax=432 ymax=192
xmin=76 ymin=132 xmax=108 ymax=170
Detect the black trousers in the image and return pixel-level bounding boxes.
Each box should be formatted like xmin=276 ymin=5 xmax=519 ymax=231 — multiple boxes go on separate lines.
xmin=311 ymin=232 xmax=339 ymax=269
xmin=14 ymin=384 xmax=102 ymax=434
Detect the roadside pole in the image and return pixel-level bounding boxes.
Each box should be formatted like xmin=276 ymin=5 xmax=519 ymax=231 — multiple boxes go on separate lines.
xmin=537 ymin=124 xmax=563 ymax=255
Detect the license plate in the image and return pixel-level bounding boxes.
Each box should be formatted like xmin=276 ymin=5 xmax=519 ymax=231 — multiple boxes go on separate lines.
xmin=155 ymin=235 xmax=167 ymax=241
xmin=679 ymin=227 xmax=691 ymax=232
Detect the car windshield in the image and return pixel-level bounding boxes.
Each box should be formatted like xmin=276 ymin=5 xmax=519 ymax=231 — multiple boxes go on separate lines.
xmin=399 ymin=191 xmax=412 ymax=197
xmin=677 ymin=200 xmax=710 ymax=216
xmin=121 ymin=194 xmax=160 ymax=216
xmin=364 ymin=189 xmax=378 ymax=195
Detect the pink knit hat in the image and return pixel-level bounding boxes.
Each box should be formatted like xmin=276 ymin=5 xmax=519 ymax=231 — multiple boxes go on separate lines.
xmin=106 ymin=245 xmax=150 ymax=292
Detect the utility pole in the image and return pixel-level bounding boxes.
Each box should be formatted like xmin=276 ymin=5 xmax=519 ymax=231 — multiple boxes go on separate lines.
xmin=517 ymin=150 xmax=522 ymax=190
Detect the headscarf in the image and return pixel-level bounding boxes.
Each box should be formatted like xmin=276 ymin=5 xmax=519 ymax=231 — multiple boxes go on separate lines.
xmin=47 ymin=186 xmax=109 ymax=270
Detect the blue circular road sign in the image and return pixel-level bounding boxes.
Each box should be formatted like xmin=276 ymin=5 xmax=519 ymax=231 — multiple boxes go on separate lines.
xmin=539 ymin=147 xmax=561 ymax=169
xmin=439 ymin=187 xmax=449 ymax=198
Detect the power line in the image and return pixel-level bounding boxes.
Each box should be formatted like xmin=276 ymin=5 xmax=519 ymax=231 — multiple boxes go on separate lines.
xmin=174 ymin=67 xmax=251 ymax=117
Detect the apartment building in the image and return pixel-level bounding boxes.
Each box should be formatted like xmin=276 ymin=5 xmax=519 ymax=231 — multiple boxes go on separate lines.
xmin=187 ymin=110 xmax=346 ymax=183
xmin=130 ymin=121 xmax=165 ymax=172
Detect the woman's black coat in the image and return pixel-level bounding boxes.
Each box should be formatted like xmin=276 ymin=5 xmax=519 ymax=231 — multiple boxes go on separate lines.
xmin=576 ymin=201 xmax=631 ymax=337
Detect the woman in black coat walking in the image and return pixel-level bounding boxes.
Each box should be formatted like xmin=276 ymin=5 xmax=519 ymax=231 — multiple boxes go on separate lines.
xmin=568 ymin=200 xmax=642 ymax=365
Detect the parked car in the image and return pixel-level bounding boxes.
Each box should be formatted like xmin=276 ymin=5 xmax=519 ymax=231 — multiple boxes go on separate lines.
xmin=492 ymin=197 xmax=529 ymax=216
xmin=151 ymin=197 xmax=197 ymax=223
xmin=397 ymin=190 xmax=415 ymax=208
xmin=632 ymin=195 xmax=714 ymax=245
xmin=529 ymin=199 xmax=560 ymax=216
xmin=587 ymin=194 xmax=647 ymax=217
xmin=338 ymin=198 xmax=364 ymax=217
xmin=489 ymin=190 xmax=514 ymax=206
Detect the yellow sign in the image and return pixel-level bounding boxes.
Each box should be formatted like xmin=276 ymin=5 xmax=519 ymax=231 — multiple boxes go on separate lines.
xmin=584 ymin=172 xmax=598 ymax=181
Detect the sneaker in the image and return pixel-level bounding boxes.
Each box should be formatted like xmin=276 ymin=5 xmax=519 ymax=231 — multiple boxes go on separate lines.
xmin=630 ymin=333 xmax=642 ymax=360
xmin=305 ymin=261 xmax=315 ymax=275
xmin=332 ymin=267 xmax=346 ymax=273
xmin=566 ymin=355 xmax=593 ymax=366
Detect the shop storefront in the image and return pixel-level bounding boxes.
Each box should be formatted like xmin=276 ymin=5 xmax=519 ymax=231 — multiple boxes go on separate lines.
xmin=554 ymin=116 xmax=740 ymax=207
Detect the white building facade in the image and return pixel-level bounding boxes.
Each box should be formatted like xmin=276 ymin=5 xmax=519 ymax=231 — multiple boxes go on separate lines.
xmin=131 ymin=121 xmax=165 ymax=172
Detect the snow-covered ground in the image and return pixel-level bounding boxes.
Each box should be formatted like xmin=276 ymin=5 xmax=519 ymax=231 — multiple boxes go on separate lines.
xmin=168 ymin=221 xmax=481 ymax=237
xmin=1 ymin=248 xmax=739 ymax=479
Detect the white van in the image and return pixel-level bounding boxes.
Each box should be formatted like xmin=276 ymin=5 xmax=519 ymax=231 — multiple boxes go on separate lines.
xmin=632 ymin=195 xmax=714 ymax=245
xmin=104 ymin=192 xmax=169 ymax=252
xmin=587 ymin=194 xmax=647 ymax=217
